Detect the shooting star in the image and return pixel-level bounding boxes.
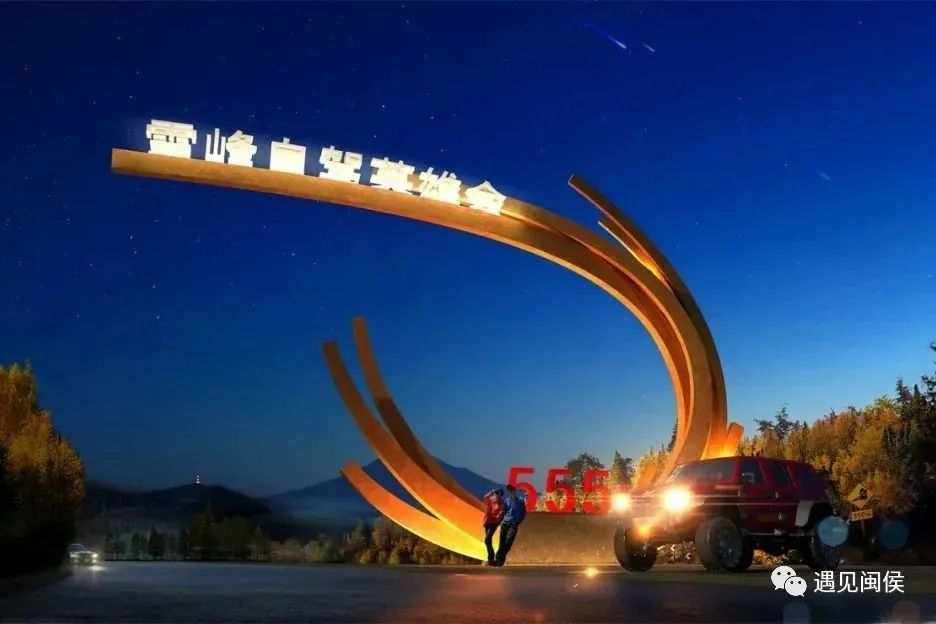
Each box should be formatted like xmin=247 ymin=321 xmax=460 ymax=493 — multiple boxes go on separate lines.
xmin=586 ymin=21 xmax=628 ymax=50
xmin=817 ymin=171 xmax=831 ymax=181
xmin=585 ymin=20 xmax=657 ymax=55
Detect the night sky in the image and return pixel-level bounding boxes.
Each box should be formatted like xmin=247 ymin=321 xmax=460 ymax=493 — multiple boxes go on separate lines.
xmin=2 ymin=3 xmax=935 ymax=496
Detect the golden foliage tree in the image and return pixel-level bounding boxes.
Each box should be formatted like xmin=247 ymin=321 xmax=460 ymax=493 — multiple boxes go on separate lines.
xmin=632 ymin=447 xmax=669 ymax=488
xmin=737 ymin=398 xmax=917 ymax=514
xmin=0 ymin=363 xmax=85 ymax=575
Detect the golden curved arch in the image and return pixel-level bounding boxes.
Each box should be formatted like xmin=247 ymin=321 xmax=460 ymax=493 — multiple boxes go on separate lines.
xmin=111 ymin=148 xmax=742 ymax=560
xmin=351 ymin=317 xmax=485 ymax=513
xmin=340 ymin=462 xmax=486 ymax=560
xmin=322 ymin=341 xmax=486 ymax=543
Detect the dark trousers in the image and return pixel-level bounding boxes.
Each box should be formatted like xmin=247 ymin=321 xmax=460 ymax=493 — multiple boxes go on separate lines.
xmin=495 ymin=522 xmax=519 ymax=565
xmin=483 ymin=523 xmax=498 ymax=563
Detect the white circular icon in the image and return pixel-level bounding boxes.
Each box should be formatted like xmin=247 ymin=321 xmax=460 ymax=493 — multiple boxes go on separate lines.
xmin=784 ymin=576 xmax=808 ymax=597
xmin=771 ymin=565 xmax=798 ymax=591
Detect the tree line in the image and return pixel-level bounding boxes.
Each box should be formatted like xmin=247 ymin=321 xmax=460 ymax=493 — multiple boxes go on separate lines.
xmin=0 ymin=364 xmax=85 ymax=576
xmin=102 ymin=504 xmax=474 ymax=565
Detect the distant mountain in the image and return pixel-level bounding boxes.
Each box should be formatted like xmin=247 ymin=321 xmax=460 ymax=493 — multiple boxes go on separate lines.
xmin=84 ymin=481 xmax=269 ymax=521
xmin=265 ymin=458 xmax=501 ymax=517
xmin=82 ymin=458 xmax=500 ymax=535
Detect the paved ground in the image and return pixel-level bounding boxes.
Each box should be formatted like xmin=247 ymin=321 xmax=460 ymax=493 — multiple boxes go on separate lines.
xmin=1 ymin=562 xmax=934 ymax=623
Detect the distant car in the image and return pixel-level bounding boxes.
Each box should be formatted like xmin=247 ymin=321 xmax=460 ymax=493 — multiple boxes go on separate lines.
xmin=68 ymin=543 xmax=99 ymax=565
xmin=610 ymin=456 xmax=844 ymax=572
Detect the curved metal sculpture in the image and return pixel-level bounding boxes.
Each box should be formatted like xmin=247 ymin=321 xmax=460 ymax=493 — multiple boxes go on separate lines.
xmin=110 ymin=148 xmax=743 ymax=560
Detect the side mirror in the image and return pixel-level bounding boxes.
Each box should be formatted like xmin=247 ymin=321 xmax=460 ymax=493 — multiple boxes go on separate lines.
xmin=740 ymin=473 xmax=755 ymax=485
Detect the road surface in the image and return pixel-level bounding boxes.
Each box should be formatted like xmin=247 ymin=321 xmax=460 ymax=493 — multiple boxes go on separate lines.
xmin=1 ymin=562 xmax=934 ymax=623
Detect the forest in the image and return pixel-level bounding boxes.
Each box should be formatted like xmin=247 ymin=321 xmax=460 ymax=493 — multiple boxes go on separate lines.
xmin=0 ymin=364 xmax=85 ymax=576
xmin=101 ymin=506 xmax=473 ymax=565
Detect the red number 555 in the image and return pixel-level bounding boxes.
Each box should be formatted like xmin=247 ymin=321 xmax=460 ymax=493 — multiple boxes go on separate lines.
xmin=506 ymin=466 xmax=613 ymax=514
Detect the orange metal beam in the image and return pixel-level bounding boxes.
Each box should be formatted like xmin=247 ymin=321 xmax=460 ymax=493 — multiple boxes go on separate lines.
xmin=568 ymin=175 xmax=731 ymax=463
xmin=351 ymin=317 xmax=485 ymax=512
xmin=341 ymin=462 xmax=486 ymax=560
xmin=322 ymin=341 xmax=485 ymax=544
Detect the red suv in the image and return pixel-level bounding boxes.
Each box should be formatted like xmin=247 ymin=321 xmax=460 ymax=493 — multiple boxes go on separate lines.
xmin=611 ymin=456 xmax=844 ymax=572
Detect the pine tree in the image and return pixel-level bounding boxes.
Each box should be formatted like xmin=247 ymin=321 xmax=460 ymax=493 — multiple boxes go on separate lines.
xmin=251 ymin=526 xmax=271 ymax=561
xmin=178 ymin=528 xmax=190 ymax=560
xmin=666 ymin=422 xmax=678 ymax=453
xmin=609 ymin=451 xmax=634 ymax=490
xmin=148 ymin=525 xmax=164 ymax=560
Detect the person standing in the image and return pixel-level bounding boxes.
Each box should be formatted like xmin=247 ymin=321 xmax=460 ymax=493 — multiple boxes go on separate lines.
xmin=481 ymin=488 xmax=505 ymax=566
xmin=494 ymin=484 xmax=526 ymax=566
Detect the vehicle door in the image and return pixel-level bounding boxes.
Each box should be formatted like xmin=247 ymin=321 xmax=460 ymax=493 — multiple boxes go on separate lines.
xmin=764 ymin=460 xmax=799 ymax=531
xmin=737 ymin=457 xmax=772 ymax=533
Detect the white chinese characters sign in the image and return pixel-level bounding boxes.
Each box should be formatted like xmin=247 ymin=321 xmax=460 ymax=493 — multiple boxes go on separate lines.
xmin=144 ymin=119 xmax=507 ymax=215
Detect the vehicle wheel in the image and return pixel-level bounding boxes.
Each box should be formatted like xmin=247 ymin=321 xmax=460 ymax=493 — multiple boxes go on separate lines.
xmin=695 ymin=516 xmax=743 ymax=572
xmin=805 ymin=534 xmax=841 ymax=571
xmin=613 ymin=526 xmax=657 ymax=571
xmin=727 ymin=536 xmax=755 ymax=572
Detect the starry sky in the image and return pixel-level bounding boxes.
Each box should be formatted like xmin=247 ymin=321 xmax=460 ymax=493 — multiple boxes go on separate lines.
xmin=2 ymin=3 xmax=935 ymax=496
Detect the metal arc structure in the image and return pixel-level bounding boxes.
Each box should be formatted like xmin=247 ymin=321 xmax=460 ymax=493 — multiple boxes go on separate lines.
xmin=110 ymin=148 xmax=743 ymax=559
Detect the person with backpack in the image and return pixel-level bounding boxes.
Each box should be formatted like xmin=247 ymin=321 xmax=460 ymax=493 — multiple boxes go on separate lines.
xmin=481 ymin=488 xmax=505 ymax=566
xmin=493 ymin=484 xmax=527 ymax=566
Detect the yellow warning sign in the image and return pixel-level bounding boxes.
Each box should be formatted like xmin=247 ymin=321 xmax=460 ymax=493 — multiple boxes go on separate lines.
xmin=847 ymin=484 xmax=872 ymax=509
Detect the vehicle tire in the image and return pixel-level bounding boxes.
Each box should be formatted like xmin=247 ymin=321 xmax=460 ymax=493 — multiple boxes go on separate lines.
xmin=613 ymin=526 xmax=657 ymax=571
xmin=726 ymin=536 xmax=755 ymax=572
xmin=695 ymin=516 xmax=744 ymax=572
xmin=804 ymin=534 xmax=842 ymax=572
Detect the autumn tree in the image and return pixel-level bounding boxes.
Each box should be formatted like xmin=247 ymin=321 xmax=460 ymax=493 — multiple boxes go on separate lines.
xmin=0 ymin=363 xmax=85 ymax=576
xmin=632 ymin=447 xmax=669 ymax=488
xmin=560 ymin=452 xmax=605 ymax=511
xmin=371 ymin=517 xmax=393 ymax=552
xmin=609 ymin=451 xmax=634 ymax=490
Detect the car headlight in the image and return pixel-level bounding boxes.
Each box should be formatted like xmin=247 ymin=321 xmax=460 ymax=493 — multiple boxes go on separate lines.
xmin=92 ymin=553 xmax=99 ymax=559
xmin=662 ymin=487 xmax=693 ymax=512
xmin=611 ymin=492 xmax=631 ymax=513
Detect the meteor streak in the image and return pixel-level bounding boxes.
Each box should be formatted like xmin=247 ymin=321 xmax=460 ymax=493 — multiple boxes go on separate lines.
xmin=586 ymin=21 xmax=628 ymax=51
xmin=585 ymin=20 xmax=656 ymax=54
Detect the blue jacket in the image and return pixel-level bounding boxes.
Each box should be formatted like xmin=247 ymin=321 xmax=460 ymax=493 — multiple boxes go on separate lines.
xmin=501 ymin=493 xmax=527 ymax=525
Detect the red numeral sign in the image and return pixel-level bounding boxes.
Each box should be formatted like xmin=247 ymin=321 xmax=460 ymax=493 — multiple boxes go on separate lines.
xmin=507 ymin=466 xmax=538 ymax=511
xmin=506 ymin=466 xmax=613 ymax=514
xmin=544 ymin=468 xmax=574 ymax=513
xmin=583 ymin=469 xmax=611 ymax=514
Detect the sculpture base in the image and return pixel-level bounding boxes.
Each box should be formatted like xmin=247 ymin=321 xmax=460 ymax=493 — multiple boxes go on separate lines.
xmin=502 ymin=512 xmax=620 ymax=565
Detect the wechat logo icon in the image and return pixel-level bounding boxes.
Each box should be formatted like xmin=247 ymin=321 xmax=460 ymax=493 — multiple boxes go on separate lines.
xmin=772 ymin=565 xmax=807 ymax=597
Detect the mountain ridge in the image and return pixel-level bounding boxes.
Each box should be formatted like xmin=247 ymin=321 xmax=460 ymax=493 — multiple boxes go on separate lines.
xmin=84 ymin=458 xmax=502 ymax=527
xmin=265 ymin=458 xmax=501 ymax=504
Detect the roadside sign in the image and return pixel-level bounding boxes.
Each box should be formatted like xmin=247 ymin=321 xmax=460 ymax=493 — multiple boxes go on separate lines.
xmin=850 ymin=508 xmax=873 ymax=522
xmin=847 ymin=484 xmax=872 ymax=509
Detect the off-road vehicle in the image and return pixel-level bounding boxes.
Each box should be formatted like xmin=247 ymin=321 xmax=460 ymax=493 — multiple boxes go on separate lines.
xmin=611 ymin=456 xmax=843 ymax=572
